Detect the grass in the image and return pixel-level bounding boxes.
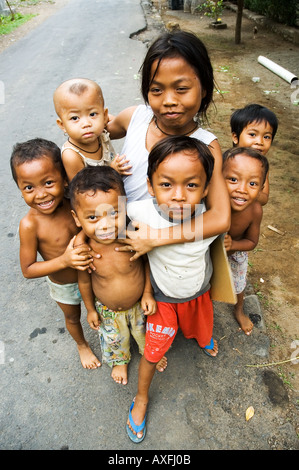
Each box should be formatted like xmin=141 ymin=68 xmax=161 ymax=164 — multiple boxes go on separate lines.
xmin=0 ymin=12 xmax=36 ymax=35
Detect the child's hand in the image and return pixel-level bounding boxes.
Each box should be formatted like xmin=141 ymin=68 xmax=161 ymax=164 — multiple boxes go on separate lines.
xmin=111 ymin=154 xmax=132 ymax=175
xmin=74 ymin=242 xmax=101 ymax=273
xmin=224 ymin=234 xmax=233 ymax=252
xmin=62 ymin=236 xmax=94 ymax=271
xmin=87 ymin=310 xmax=101 ymax=330
xmin=115 ymin=221 xmax=158 ymax=261
xmin=141 ymin=293 xmax=157 ymax=316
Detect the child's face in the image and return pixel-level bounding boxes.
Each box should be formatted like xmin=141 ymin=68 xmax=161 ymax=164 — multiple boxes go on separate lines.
xmin=223 ymin=154 xmax=264 ymax=212
xmin=15 ymin=156 xmax=66 ymax=214
xmin=232 ymin=120 xmax=273 ymax=155
xmin=148 ymin=56 xmax=205 ymax=134
xmin=72 ymin=188 xmax=126 ymax=244
xmin=147 ymin=150 xmax=208 ymax=222
xmin=56 ymin=88 xmax=108 ymax=145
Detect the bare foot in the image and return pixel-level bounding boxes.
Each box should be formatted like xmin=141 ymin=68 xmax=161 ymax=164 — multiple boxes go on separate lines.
xmin=77 ymin=343 xmax=101 ymax=369
xmin=111 ymin=364 xmax=128 ymax=384
xmin=127 ymin=396 xmax=147 ymax=439
xmin=156 ymin=356 xmax=167 ymax=372
xmin=234 ymin=308 xmax=253 ymax=335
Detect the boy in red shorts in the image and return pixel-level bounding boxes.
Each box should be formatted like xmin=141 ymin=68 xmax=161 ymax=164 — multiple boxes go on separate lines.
xmin=126 ymin=135 xmax=221 ymax=442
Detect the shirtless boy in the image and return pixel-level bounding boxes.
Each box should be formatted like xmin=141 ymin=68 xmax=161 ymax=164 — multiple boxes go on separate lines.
xmin=10 ymin=138 xmax=100 ymax=369
xmin=69 ymin=166 xmax=166 ymax=384
xmin=222 ymin=147 xmax=269 ymax=335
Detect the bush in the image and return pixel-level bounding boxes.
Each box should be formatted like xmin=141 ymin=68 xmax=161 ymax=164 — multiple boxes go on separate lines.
xmin=244 ymin=0 xmax=298 ymax=27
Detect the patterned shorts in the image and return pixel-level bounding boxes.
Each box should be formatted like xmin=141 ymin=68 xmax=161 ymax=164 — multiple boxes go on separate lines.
xmin=228 ymin=251 xmax=248 ymax=295
xmin=95 ymin=300 xmax=145 ymax=367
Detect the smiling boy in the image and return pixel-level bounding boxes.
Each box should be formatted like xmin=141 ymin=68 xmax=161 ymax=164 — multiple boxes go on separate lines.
xmin=10 ymin=138 xmax=100 ymax=369
xmin=222 ymin=147 xmax=269 ymax=335
xmin=230 ymin=103 xmax=278 ymax=205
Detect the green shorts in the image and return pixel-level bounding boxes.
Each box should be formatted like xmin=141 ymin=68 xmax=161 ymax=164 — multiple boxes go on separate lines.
xmin=47 ymin=277 xmax=81 ymax=305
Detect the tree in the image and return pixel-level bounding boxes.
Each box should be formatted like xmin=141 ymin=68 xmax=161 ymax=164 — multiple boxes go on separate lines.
xmin=235 ymin=0 xmax=244 ymax=44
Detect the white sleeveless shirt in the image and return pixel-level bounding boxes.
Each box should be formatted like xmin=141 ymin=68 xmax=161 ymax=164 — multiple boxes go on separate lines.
xmin=121 ymin=105 xmax=217 ymax=202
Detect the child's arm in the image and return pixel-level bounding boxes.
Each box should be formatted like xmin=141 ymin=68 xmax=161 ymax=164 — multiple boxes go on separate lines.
xmin=19 ymin=219 xmax=93 ymax=278
xmin=225 ymin=203 xmax=263 ymax=255
xmin=257 ymin=172 xmax=269 ymax=206
xmin=61 ymin=148 xmax=85 ymax=182
xmin=116 ymin=139 xmax=231 ymax=260
xmin=140 ymin=256 xmax=156 ymax=316
xmin=106 ymin=106 xmax=137 ymax=139
xmin=203 ymin=139 xmax=231 ymax=232
xmin=77 ymin=270 xmax=100 ymax=330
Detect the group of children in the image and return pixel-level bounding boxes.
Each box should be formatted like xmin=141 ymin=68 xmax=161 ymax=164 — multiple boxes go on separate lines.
xmin=10 ymin=31 xmax=278 ymax=443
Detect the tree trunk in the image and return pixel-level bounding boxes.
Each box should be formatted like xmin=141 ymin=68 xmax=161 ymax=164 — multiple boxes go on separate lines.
xmin=235 ymin=0 xmax=244 ymax=44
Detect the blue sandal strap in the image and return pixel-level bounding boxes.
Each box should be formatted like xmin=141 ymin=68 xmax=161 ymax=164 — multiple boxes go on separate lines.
xmin=204 ymin=337 xmax=214 ymax=350
xmin=128 ymin=401 xmax=146 ymax=434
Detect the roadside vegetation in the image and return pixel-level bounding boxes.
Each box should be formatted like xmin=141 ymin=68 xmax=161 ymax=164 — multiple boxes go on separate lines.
xmin=0 ymin=0 xmax=53 ymax=35
xmin=0 ymin=12 xmax=35 ymax=34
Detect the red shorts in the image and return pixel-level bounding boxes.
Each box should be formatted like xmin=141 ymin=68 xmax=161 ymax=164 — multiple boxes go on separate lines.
xmin=144 ymin=290 xmax=213 ymax=363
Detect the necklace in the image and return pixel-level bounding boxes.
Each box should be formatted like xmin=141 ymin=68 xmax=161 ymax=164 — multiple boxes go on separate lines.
xmin=154 ymin=116 xmax=198 ymax=136
xmin=68 ymin=138 xmax=101 ymax=154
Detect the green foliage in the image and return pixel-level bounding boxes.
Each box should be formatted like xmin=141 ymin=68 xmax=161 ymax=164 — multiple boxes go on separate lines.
xmin=196 ymin=1 xmax=224 ymax=22
xmin=0 ymin=12 xmax=35 ymax=35
xmin=244 ymin=0 xmax=298 ymax=27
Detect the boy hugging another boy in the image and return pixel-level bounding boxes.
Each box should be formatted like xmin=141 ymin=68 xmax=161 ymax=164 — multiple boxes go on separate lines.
xmin=223 ymin=147 xmax=269 ymax=335
xmin=69 ymin=166 xmax=166 ymax=385
xmin=10 ymin=138 xmax=100 ymax=369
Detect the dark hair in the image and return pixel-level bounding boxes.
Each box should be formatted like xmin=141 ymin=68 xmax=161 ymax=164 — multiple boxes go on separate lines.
xmin=223 ymin=147 xmax=269 ymax=185
xmin=230 ymin=104 xmax=278 ymax=142
xmin=69 ymin=166 xmax=126 ymax=210
xmin=140 ymin=31 xmax=215 ymax=121
xmin=10 ymin=138 xmax=65 ymax=184
xmin=147 ymin=135 xmax=214 ymax=188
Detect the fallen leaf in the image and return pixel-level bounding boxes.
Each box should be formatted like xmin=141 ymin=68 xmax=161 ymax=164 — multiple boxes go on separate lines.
xmin=246 ymin=406 xmax=255 ymax=421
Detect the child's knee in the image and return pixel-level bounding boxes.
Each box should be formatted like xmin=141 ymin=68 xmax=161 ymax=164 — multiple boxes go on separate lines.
xmin=57 ymin=302 xmax=81 ymax=323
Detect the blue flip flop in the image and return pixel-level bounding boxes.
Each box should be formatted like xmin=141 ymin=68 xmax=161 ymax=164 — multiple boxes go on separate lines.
xmin=202 ymin=337 xmax=217 ymax=357
xmin=126 ymin=398 xmax=147 ymax=443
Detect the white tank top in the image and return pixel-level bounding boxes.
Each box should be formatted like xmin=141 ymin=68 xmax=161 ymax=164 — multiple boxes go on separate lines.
xmin=121 ymin=105 xmax=217 ymax=202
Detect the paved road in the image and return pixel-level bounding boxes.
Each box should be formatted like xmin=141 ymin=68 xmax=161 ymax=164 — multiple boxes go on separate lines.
xmin=0 ymin=0 xmax=298 ymax=452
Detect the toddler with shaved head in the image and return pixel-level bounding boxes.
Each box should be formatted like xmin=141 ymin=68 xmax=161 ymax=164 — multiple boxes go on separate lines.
xmin=53 ymin=78 xmax=131 ymax=182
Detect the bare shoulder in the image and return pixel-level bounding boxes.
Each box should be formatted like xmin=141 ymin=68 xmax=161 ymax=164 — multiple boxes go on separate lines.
xmin=61 ymin=146 xmax=81 ymax=163
xmin=19 ymin=209 xmax=37 ymax=231
xmin=61 ymin=147 xmax=84 ymax=180
xmin=251 ymin=200 xmax=263 ymax=220
xmin=19 ymin=210 xmax=38 ymax=241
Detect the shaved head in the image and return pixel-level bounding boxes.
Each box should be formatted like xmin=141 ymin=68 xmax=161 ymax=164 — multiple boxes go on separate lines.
xmin=53 ymin=78 xmax=104 ymax=117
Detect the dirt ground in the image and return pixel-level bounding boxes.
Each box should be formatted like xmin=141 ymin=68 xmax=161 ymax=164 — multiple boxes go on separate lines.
xmin=1 ymin=0 xmax=299 ymax=398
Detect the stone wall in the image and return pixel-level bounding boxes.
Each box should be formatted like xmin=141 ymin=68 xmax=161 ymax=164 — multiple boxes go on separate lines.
xmin=183 ymin=0 xmax=205 ymax=14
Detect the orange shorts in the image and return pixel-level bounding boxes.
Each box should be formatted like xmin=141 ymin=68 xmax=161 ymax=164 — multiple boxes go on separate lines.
xmin=144 ymin=290 xmax=213 ymax=363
